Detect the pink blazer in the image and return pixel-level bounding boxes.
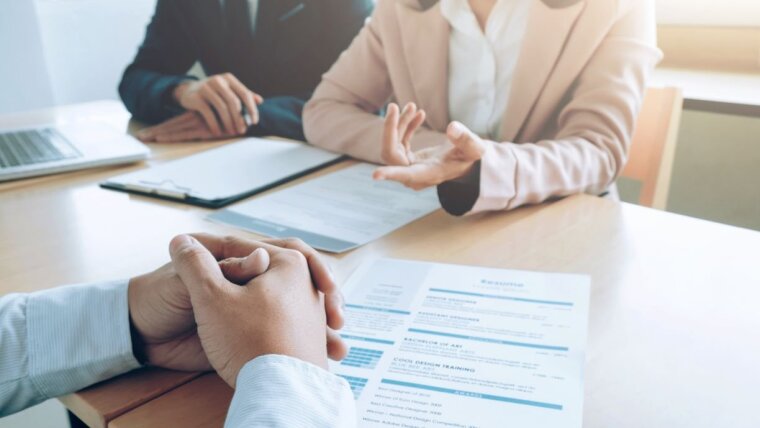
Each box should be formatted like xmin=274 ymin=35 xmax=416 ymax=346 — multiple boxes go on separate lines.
xmin=303 ymin=0 xmax=662 ymax=215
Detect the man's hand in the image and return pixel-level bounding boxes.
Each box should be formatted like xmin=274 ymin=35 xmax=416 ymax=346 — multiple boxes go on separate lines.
xmin=128 ymin=234 xmax=347 ymax=371
xmin=191 ymin=234 xmax=346 ymax=333
xmin=173 ymin=73 xmax=263 ymax=137
xmin=136 ymin=112 xmax=236 ymax=143
xmin=169 ymin=235 xmax=331 ymax=387
xmin=374 ymin=120 xmax=488 ymax=190
xmin=128 ymin=249 xmax=269 ymax=370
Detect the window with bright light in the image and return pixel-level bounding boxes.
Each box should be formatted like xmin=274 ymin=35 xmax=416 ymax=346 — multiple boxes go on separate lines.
xmin=656 ymin=0 xmax=760 ymax=26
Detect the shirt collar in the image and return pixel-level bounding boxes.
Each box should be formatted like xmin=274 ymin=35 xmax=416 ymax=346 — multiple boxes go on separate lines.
xmin=440 ymin=0 xmax=529 ymax=39
xmin=440 ymin=0 xmax=483 ymax=38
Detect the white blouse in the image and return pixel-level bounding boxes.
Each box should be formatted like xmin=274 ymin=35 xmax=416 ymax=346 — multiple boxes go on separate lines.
xmin=440 ymin=0 xmax=532 ymax=140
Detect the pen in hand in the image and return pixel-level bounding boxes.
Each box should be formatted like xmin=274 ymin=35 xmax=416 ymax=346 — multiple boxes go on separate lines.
xmin=241 ymin=105 xmax=254 ymax=128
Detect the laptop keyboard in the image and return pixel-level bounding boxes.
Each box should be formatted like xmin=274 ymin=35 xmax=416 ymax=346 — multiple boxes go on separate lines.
xmin=0 ymin=128 xmax=81 ymax=168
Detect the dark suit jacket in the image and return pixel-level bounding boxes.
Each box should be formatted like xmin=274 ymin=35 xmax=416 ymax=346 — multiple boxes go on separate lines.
xmin=119 ymin=0 xmax=373 ymax=140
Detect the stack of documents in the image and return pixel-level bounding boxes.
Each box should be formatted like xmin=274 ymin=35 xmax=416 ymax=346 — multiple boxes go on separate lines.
xmin=331 ymin=259 xmax=591 ymax=427
xmin=209 ymin=163 xmax=441 ymax=252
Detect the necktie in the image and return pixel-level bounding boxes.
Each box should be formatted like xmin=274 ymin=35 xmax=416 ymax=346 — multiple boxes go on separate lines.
xmin=224 ymin=0 xmax=253 ymax=74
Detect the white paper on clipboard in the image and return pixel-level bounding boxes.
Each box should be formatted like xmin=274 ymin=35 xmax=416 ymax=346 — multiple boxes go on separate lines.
xmin=101 ymin=138 xmax=342 ymax=206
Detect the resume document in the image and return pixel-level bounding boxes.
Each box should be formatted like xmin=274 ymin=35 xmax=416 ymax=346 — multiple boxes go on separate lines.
xmin=330 ymin=259 xmax=591 ymax=427
xmin=209 ymin=164 xmax=440 ymax=253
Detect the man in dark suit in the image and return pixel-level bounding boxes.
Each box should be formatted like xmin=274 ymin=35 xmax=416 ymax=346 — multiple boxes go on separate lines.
xmin=119 ymin=0 xmax=373 ymax=142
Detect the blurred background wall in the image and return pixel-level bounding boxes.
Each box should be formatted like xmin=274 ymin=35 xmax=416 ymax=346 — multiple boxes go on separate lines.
xmin=657 ymin=0 xmax=760 ymax=26
xmin=0 ymin=1 xmax=55 ymax=113
xmin=0 ymin=0 xmax=156 ymax=114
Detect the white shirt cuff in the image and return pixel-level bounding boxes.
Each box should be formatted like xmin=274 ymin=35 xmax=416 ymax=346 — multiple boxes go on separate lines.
xmin=225 ymin=354 xmax=356 ymax=428
xmin=26 ymin=280 xmax=141 ymax=398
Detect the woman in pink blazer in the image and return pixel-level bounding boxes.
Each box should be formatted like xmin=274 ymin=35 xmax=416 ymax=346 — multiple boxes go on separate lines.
xmin=303 ymin=0 xmax=662 ymax=215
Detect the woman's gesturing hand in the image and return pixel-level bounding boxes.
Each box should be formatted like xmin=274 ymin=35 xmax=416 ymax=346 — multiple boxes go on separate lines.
xmin=375 ymin=118 xmax=488 ymax=190
xmin=381 ymin=102 xmax=427 ymax=166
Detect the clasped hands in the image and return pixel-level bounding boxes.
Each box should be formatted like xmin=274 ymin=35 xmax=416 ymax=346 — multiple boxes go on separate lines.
xmin=128 ymin=233 xmax=345 ymax=387
xmin=373 ymin=102 xmax=490 ymax=189
xmin=137 ymin=73 xmax=262 ymax=143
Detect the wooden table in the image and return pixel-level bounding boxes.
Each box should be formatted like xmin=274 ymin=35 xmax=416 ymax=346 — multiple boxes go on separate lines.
xmin=2 ymin=101 xmax=759 ymax=427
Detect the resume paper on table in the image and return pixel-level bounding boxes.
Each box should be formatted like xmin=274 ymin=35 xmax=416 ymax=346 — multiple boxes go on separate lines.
xmin=331 ymin=259 xmax=591 ymax=427
xmin=208 ymin=163 xmax=441 ymax=253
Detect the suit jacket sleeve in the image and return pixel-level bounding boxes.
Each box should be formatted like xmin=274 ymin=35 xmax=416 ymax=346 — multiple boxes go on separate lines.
xmin=250 ymin=0 xmax=374 ymax=142
xmin=439 ymin=0 xmax=662 ymax=215
xmin=0 ymin=281 xmax=140 ymax=416
xmin=321 ymin=0 xmax=376 ymax=78
xmin=248 ymin=96 xmax=307 ymax=141
xmin=303 ymin=1 xmax=445 ymax=162
xmin=119 ymin=0 xmax=199 ymax=124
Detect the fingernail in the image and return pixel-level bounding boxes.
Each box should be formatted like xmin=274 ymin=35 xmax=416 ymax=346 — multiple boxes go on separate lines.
xmin=242 ymin=248 xmax=269 ymax=271
xmin=171 ymin=234 xmax=196 ymax=251
xmin=449 ymin=122 xmax=464 ymax=138
xmin=338 ymin=304 xmax=345 ymax=322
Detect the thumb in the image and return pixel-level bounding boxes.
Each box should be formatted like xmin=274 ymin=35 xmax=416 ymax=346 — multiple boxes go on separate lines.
xmin=169 ymin=235 xmax=231 ymax=299
xmin=327 ymin=327 xmax=348 ymax=361
xmin=219 ymin=248 xmax=270 ymax=285
xmin=136 ymin=128 xmax=156 ymax=142
xmin=447 ymin=121 xmax=486 ymax=161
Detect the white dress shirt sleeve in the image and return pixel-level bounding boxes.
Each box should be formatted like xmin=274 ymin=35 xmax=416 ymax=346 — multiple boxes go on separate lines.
xmin=0 ymin=281 xmax=140 ymax=416
xmin=1 ymin=280 xmax=357 ymax=425
xmin=226 ymin=355 xmax=357 ymax=428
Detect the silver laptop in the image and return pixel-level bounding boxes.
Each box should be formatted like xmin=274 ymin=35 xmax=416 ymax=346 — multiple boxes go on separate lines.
xmin=0 ymin=123 xmax=149 ymax=182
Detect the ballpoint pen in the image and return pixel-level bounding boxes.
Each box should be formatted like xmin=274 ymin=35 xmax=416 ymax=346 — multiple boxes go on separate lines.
xmin=241 ymin=104 xmax=253 ymax=127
